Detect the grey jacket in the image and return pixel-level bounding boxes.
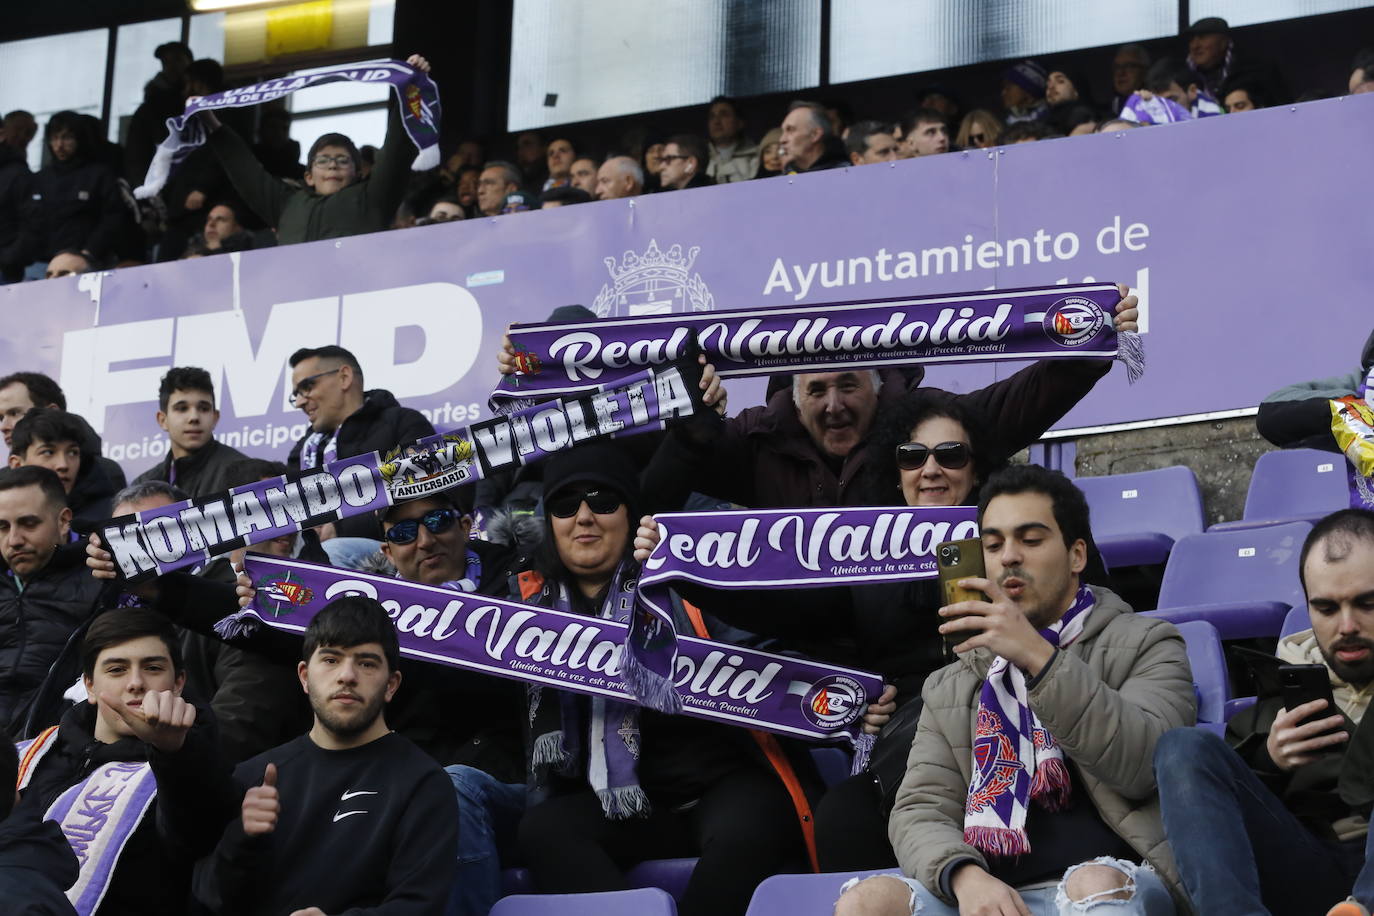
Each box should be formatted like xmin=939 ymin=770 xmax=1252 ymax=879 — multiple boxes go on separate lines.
xmin=887 ymin=586 xmax=1196 ymax=912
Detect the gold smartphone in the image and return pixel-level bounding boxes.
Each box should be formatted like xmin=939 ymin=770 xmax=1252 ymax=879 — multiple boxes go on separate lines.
xmin=936 ymin=538 xmax=986 ymax=650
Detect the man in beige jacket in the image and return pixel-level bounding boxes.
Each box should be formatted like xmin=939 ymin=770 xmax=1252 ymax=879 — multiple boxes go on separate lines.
xmin=836 ymin=464 xmax=1195 ymax=915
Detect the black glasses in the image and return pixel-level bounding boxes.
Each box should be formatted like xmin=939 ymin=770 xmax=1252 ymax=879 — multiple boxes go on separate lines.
xmin=659 ymin=154 xmax=689 ymax=163
xmin=312 ymin=154 xmax=354 ymax=168
xmin=895 ymin=441 xmax=971 ymax=471
xmin=547 ymin=487 xmax=623 ymax=519
xmin=384 ymin=508 xmax=460 ymax=544
xmin=288 ymin=367 xmax=342 ymax=406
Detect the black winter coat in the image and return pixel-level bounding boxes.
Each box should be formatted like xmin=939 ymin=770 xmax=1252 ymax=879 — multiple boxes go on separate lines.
xmin=132 ymin=438 xmax=251 ymax=500
xmin=0 ymin=542 xmax=104 ymax=736
xmin=24 ymin=157 xmax=127 ymax=262
xmin=0 ymin=816 xmax=77 ymax=914
xmin=0 ymin=143 xmax=32 ymax=277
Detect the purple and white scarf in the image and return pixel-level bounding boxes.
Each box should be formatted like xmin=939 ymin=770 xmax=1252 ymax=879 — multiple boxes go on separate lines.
xmin=1119 ymin=90 xmax=1223 ymax=125
xmin=491 ymin=283 xmax=1142 ymax=408
xmin=136 ymin=59 xmax=441 ymax=199
xmin=15 ymin=731 xmax=159 ymax=916
xmin=964 ymin=586 xmax=1095 ymax=857
xmin=529 ymin=566 xmax=648 ymax=819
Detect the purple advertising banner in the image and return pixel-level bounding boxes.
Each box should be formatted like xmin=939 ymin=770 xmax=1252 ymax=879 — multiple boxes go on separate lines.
xmin=3 ymin=95 xmax=1370 ymax=479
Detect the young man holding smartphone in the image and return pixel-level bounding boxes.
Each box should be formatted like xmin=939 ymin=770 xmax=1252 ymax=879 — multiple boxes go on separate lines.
xmin=1154 ymin=509 xmax=1374 ymax=916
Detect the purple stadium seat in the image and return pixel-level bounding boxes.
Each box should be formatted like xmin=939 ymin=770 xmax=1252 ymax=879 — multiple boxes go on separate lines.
xmin=1074 ymin=466 xmax=1204 ymax=569
xmin=490 ymin=888 xmax=677 ymax=915
xmin=627 ymin=858 xmax=697 ymax=900
xmin=1209 ymin=449 xmax=1348 ymax=532
xmin=1174 ymin=620 xmax=1229 ymax=726
xmin=1140 ymin=522 xmax=1312 ymax=639
xmin=1280 ymin=605 xmax=1311 ymax=639
xmin=503 ymin=859 xmax=699 ymax=902
xmin=745 ymin=869 xmax=900 ymax=915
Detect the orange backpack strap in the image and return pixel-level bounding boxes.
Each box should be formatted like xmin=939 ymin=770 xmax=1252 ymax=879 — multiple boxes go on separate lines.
xmin=517 ymin=570 xmax=545 ymax=601
xmin=680 ymin=599 xmax=820 ymax=872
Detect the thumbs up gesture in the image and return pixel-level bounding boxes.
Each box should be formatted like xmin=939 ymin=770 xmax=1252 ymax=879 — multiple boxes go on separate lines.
xmin=98 ymin=689 xmax=196 ymax=754
xmin=242 ymin=763 xmax=280 ymax=836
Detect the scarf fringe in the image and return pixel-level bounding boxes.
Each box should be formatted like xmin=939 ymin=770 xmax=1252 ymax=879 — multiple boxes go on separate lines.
xmin=620 ymin=652 xmax=683 ymax=715
xmin=1119 ymin=330 xmax=1145 ymax=384
xmin=412 ymin=145 xmax=440 ymax=172
xmin=596 ymin=785 xmax=652 ymax=820
xmin=963 ymin=826 xmax=1030 ymax=858
xmin=212 ymin=610 xmax=260 ymax=640
xmin=1030 ymin=757 xmax=1072 ymax=811
xmin=850 ymin=733 xmax=875 ymax=776
xmin=531 ymin=730 xmax=569 ymax=770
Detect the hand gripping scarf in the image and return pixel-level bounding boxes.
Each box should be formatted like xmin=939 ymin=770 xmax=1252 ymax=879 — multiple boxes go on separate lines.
xmin=136 ymin=58 xmax=441 ymax=199
xmin=964 ymin=585 xmax=1095 ymax=857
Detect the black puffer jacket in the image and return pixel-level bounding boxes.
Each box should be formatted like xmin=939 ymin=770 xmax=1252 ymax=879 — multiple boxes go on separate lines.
xmin=0 ymin=816 xmax=77 ymax=914
xmin=0 ymin=143 xmax=32 ymax=279
xmin=287 ymin=388 xmax=435 ymax=539
xmin=132 ymin=438 xmax=250 ymax=499
xmin=0 ymin=542 xmax=105 ymax=736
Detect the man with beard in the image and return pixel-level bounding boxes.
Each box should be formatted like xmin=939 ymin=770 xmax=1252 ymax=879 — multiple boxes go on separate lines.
xmin=194 ymin=596 xmax=458 ymax=915
xmin=1155 ymin=509 xmax=1374 ymax=916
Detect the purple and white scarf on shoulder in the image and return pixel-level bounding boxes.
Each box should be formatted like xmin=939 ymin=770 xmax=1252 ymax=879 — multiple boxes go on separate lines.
xmin=964 ymin=585 xmax=1095 ymax=857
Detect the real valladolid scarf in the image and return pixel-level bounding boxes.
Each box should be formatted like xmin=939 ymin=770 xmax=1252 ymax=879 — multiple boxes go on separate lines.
xmin=491 ymin=283 xmax=1143 ymax=408
xmin=964 ymin=586 xmax=1095 ymax=856
xmin=225 ymin=555 xmax=884 ymax=762
xmin=136 ymin=58 xmax=441 ymax=199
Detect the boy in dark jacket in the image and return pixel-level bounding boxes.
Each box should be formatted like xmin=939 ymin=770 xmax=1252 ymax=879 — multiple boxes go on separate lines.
xmin=14 ymin=608 xmax=236 ymax=914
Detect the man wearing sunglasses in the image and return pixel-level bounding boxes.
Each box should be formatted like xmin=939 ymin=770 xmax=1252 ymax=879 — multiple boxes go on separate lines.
xmin=285 ymin=345 xmax=435 ymax=551
xmin=376 ymin=489 xmax=527 ymax=916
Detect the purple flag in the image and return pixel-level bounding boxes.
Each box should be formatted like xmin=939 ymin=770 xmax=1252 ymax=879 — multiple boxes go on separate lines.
xmin=98 ymin=358 xmax=704 ymax=584
xmin=136 ymin=59 xmax=441 ymax=199
xmin=492 ymin=283 xmax=1140 ymax=407
xmin=233 ymin=555 xmax=883 ymax=748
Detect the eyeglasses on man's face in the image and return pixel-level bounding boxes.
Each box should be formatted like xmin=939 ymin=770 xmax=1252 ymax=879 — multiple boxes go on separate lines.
xmin=288 ymin=367 xmax=342 ymax=406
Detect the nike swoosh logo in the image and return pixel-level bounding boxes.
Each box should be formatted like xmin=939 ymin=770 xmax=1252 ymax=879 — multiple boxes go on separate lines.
xmin=333 ymin=810 xmax=368 ymax=822
xmin=340 ymin=790 xmax=377 ymax=801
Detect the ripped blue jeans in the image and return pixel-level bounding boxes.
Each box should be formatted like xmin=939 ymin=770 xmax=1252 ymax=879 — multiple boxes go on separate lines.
xmin=841 ymin=858 xmax=1175 ymax=915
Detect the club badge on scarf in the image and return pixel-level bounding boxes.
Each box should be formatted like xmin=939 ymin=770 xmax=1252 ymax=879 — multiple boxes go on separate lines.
xmin=136 ymin=59 xmax=441 ymax=199
xmin=964 ymin=586 xmax=1095 ymax=857
xmin=97 ymin=357 xmax=704 ymax=584
xmin=226 ymin=555 xmax=883 ymax=751
xmin=628 ymin=507 xmax=979 ymax=717
xmin=1331 ymin=366 xmax=1374 ymax=509
xmin=491 ymin=283 xmax=1141 ymax=408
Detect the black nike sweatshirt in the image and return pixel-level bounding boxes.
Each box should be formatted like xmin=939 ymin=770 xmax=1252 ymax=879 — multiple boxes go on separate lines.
xmin=194 ymin=732 xmax=458 ymax=915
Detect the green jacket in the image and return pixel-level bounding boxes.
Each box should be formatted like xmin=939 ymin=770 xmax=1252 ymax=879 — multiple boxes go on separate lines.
xmin=207 ymin=105 xmax=413 ymax=244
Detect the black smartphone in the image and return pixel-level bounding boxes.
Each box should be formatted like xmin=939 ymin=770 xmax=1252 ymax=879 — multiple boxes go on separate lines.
xmin=1279 ymin=664 xmax=1343 ymax=733
xmin=936 ymin=538 xmax=986 ymax=651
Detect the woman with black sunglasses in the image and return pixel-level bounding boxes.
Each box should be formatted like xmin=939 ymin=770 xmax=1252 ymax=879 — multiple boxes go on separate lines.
xmin=634 ymin=392 xmax=1006 ymax=872
xmin=512 ymin=442 xmax=807 ymax=916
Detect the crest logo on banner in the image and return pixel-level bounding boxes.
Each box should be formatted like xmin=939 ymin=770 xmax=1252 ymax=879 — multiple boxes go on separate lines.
xmin=378 ymin=433 xmax=477 ymax=501
xmin=1042 ymin=295 xmax=1106 ymax=347
xmin=256 ymin=571 xmax=315 ymax=614
xmin=593 ymin=239 xmax=714 ymax=318
xmin=800 ymin=674 xmax=865 ymax=729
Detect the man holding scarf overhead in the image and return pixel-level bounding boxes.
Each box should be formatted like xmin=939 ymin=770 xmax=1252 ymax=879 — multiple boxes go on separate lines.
xmin=835 ymin=465 xmax=1194 ymax=916
xmin=192 ymin=54 xmax=433 ymax=245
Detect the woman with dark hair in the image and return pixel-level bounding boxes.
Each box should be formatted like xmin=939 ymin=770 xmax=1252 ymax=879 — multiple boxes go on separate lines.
xmin=634 ymin=391 xmax=1012 ymax=870
xmin=22 ymin=110 xmax=128 ymax=270
xmin=514 ymin=442 xmax=807 ymax=916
